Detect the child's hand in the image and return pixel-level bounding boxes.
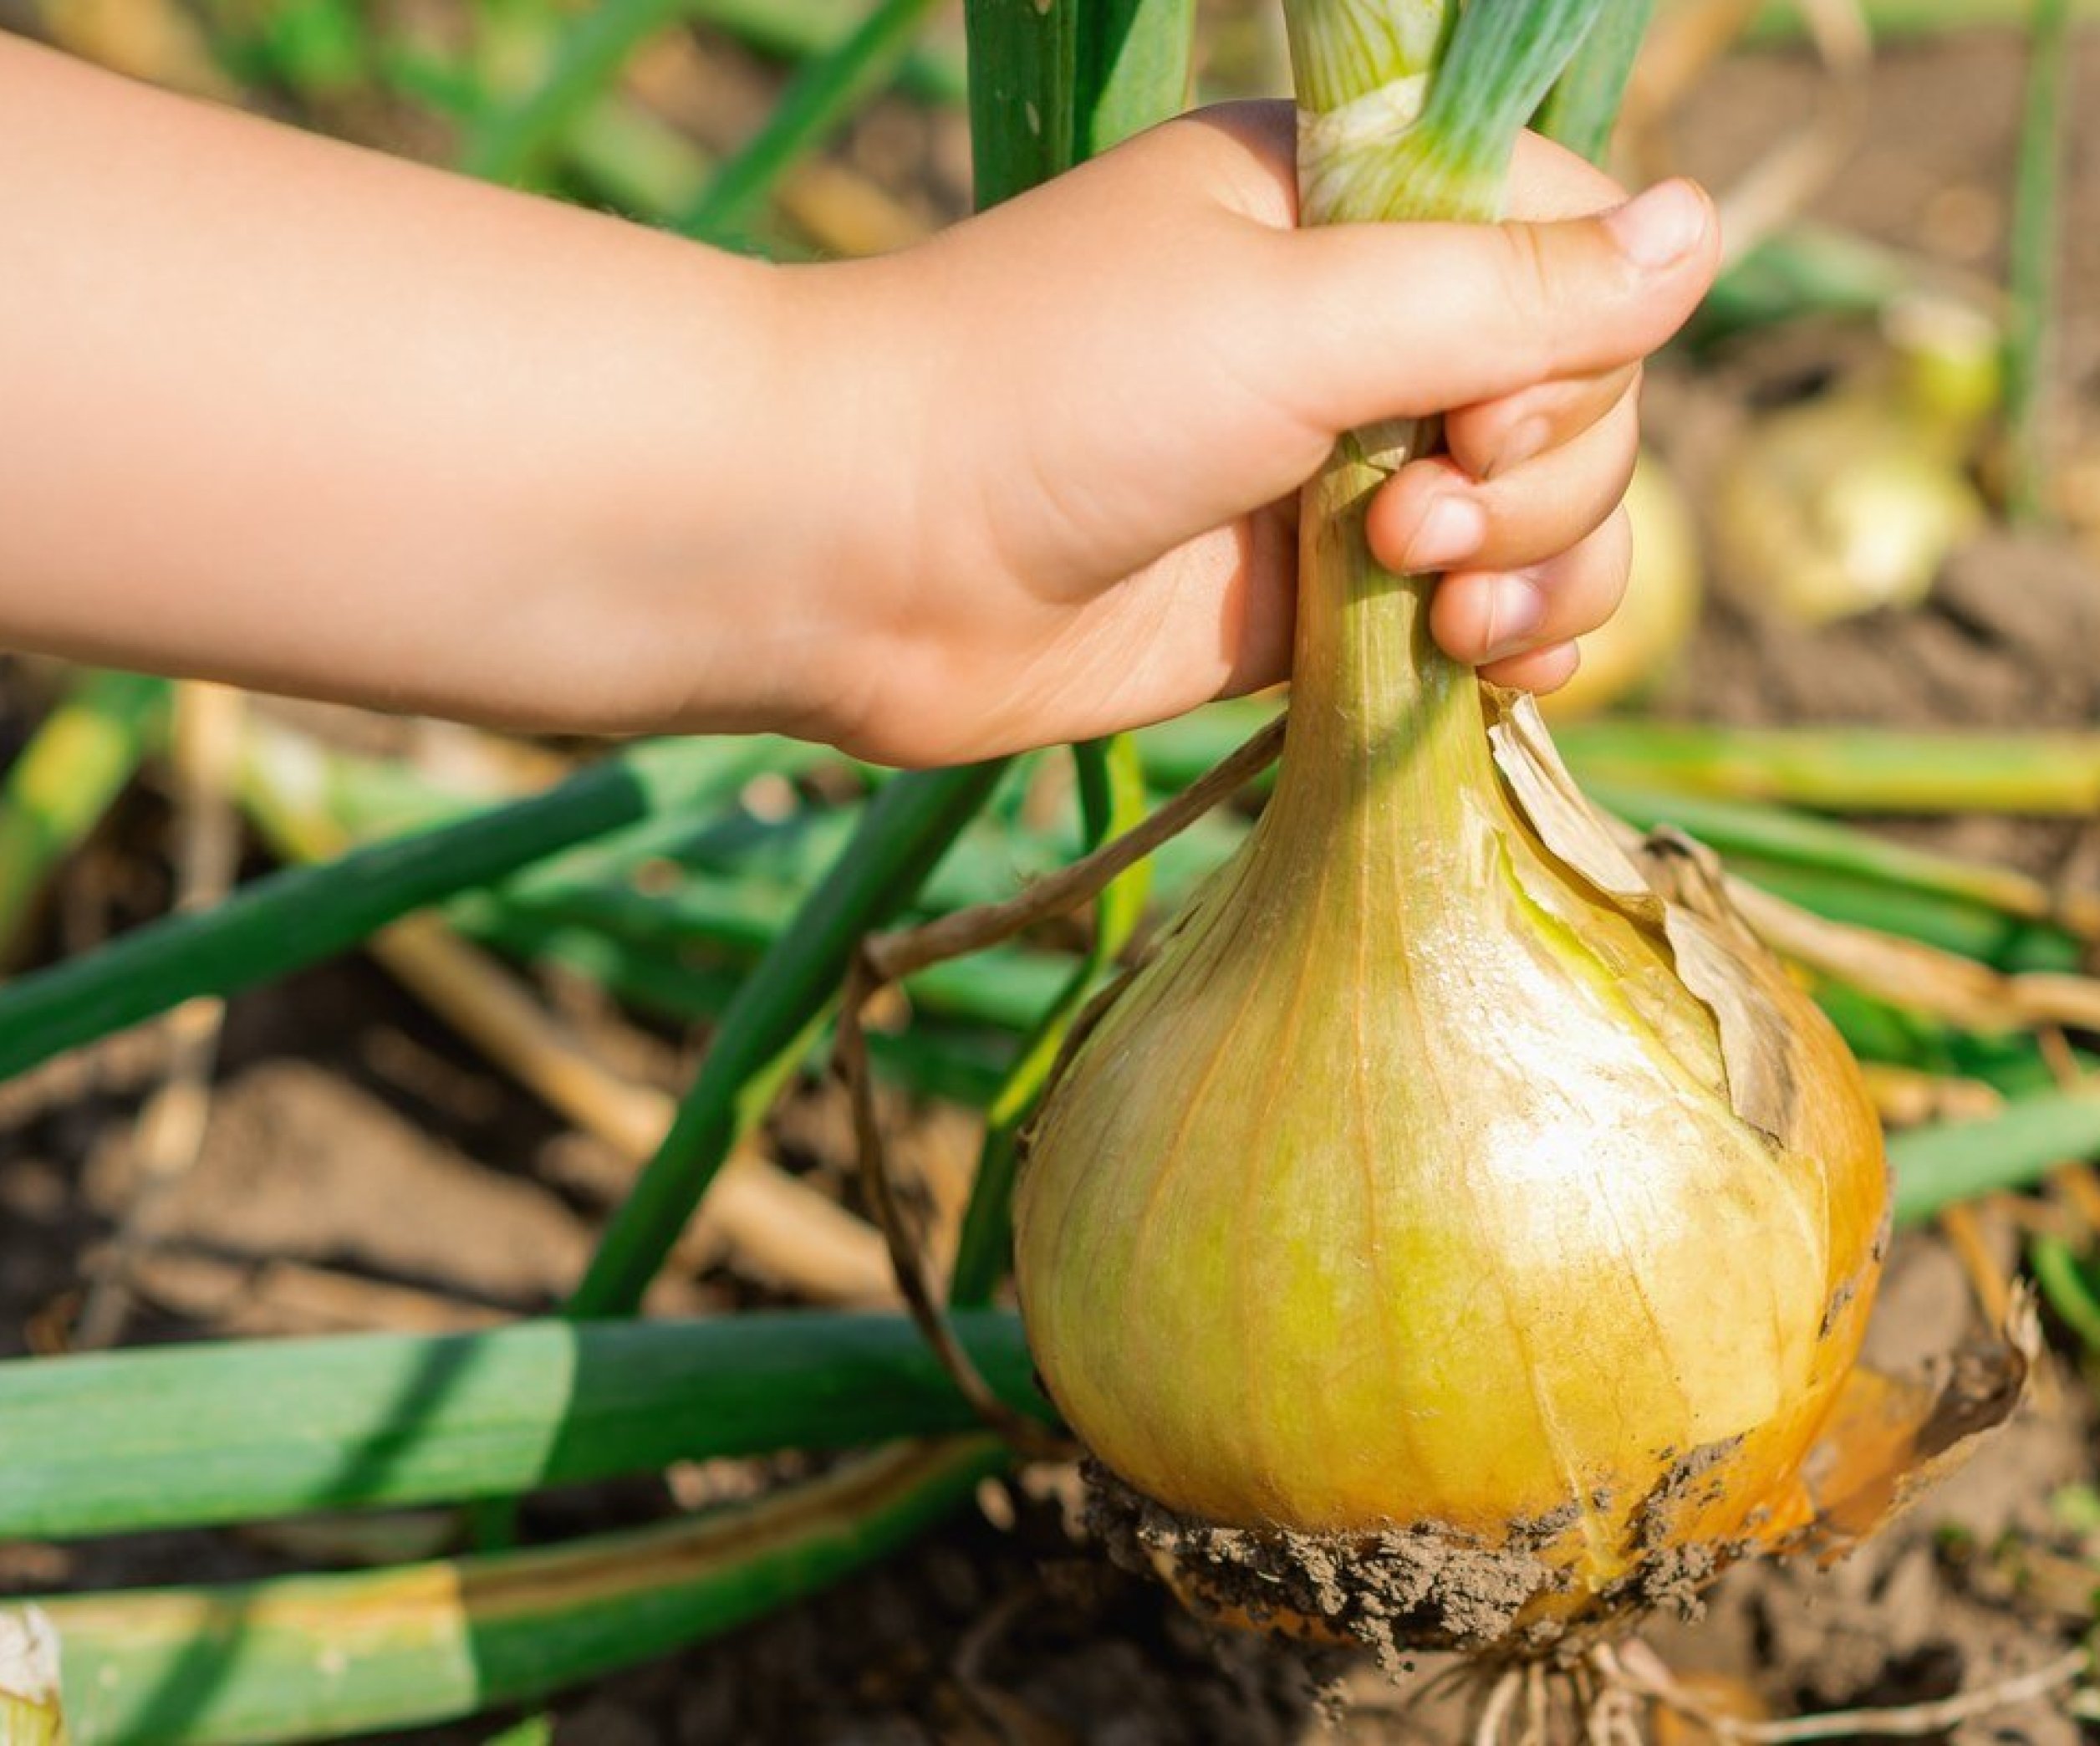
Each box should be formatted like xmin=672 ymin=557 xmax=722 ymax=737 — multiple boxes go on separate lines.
xmin=0 ymin=45 xmax=1712 ymax=763
xmin=798 ymin=103 xmax=1718 ymax=765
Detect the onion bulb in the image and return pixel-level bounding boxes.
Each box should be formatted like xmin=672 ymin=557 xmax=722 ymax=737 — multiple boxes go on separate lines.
xmin=1542 ymin=451 xmax=1702 ymax=722
xmin=1012 ymin=0 xmax=1899 ymax=1657
xmin=1714 ymin=298 xmax=1996 ymax=626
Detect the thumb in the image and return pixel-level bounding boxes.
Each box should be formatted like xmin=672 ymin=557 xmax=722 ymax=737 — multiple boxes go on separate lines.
xmin=1261 ymin=179 xmax=1718 ymax=432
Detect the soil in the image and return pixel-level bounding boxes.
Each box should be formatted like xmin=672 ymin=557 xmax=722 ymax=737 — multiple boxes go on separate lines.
xmin=1084 ymin=1468 xmax=1564 ymax=1667
xmin=3 ymin=14 xmax=2100 ymax=1746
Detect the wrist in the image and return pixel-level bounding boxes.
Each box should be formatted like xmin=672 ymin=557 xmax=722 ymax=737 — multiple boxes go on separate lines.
xmin=552 ymin=244 xmax=863 ymax=743
xmin=739 ymin=253 xmax=945 ymax=756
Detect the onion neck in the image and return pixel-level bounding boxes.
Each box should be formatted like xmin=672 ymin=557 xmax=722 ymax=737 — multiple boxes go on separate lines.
xmin=1266 ymin=128 xmax=1506 ymax=880
xmin=1266 ymin=436 xmax=1499 ymax=877
xmin=1270 ymin=0 xmax=1596 ymax=886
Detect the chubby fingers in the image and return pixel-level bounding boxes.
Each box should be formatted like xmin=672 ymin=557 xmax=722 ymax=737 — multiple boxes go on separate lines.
xmin=1367 ymin=380 xmax=1638 ymax=575
xmin=1425 ymin=506 xmax=1632 ymax=687
xmin=1445 ymin=362 xmax=1637 ymax=480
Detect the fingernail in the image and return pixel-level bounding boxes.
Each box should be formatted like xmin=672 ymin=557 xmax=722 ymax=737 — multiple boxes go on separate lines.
xmin=1604 ymin=180 xmax=1707 ymax=270
xmin=1406 ymin=495 xmax=1487 ymax=570
xmin=1494 ymin=415 xmax=1551 ymax=477
xmin=1481 ymin=574 xmax=1548 ymax=661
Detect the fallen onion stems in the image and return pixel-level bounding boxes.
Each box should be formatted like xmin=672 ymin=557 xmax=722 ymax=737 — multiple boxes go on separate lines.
xmin=1587 ymin=779 xmax=2098 ymax=937
xmin=675 ymin=0 xmax=942 ymax=244
xmin=2004 ymin=0 xmax=2073 ymax=523
xmin=475 ymin=875 xmax=1081 ymax=1030
xmin=2030 ymin=1233 xmax=2100 ymax=1350
xmin=1134 ymin=702 xmax=2100 ymax=815
xmin=241 ymin=716 xmax=825 ymax=850
xmin=0 ymin=667 xmax=169 ymax=959
xmin=1720 ymin=870 xmax=2100 ymax=1036
xmin=36 ymin=1440 xmax=1003 ymax=1746
xmin=1812 ymin=981 xmax=2082 ymax=1096
xmin=0 ymin=1311 xmax=1042 ymax=1540
xmin=1890 ymin=1087 xmax=2100 ymax=1222
xmin=457 ymin=904 xmax=1024 ymax=1106
xmin=1715 ymin=858 xmax=2082 ymax=977
xmin=1560 ymin=721 xmax=2100 ymax=814
xmin=0 ymin=738 xmax=768 ymax=1084
xmin=566 ymin=763 xmax=1007 ymax=1317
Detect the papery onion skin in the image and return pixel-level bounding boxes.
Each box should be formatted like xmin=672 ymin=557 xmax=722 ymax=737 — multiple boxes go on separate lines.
xmin=1012 ymin=457 xmax=1890 ymax=1627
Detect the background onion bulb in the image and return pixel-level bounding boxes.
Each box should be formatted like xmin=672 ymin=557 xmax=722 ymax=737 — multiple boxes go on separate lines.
xmin=1714 ymin=296 xmax=1997 ymax=627
xmin=1012 ymin=0 xmax=1892 ymax=1652
xmin=1541 ymin=450 xmax=1702 ymax=722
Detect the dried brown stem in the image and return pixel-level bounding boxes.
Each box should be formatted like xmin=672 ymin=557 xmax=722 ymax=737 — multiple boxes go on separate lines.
xmin=834 ymin=715 xmax=1287 ymax=1458
xmin=836 ymin=955 xmax=1071 ymax=1463
xmin=373 ymin=914 xmax=896 ymax=1306
xmin=1726 ymin=875 xmax=2100 ymax=1033
xmin=866 ymin=714 xmax=1284 ymax=983
xmin=1938 ymin=1197 xmax=2017 ymax=1328
xmin=236 ymin=717 xmax=895 ymax=1304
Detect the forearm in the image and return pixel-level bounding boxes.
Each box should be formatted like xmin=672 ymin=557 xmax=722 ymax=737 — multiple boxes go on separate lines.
xmin=0 ymin=32 xmax=849 ymax=737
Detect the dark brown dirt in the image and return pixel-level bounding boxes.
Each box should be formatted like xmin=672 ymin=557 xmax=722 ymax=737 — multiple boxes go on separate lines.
xmin=4 ymin=15 xmax=2100 ymax=1746
xmin=1084 ymin=1468 xmax=1564 ymax=1669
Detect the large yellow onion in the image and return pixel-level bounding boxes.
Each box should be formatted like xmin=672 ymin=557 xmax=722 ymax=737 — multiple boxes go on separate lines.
xmin=1003 ymin=0 xmax=2019 ymax=1662
xmin=1015 ymin=461 xmax=1891 ymax=1656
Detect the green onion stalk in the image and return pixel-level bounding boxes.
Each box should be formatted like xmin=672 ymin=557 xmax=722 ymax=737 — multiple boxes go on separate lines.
xmin=1012 ymin=0 xmax=1907 ymax=1662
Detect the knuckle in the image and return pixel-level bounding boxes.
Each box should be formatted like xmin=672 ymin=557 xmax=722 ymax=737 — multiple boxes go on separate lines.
xmin=1493 ymin=222 xmax=1563 ymax=380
